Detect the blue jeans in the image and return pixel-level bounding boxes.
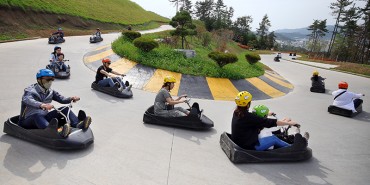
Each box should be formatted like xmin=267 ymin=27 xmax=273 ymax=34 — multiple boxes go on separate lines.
xmin=55 ymin=62 xmax=67 ymax=71
xmin=255 ymin=135 xmax=290 ymax=151
xmin=19 ymin=107 xmax=79 ymax=129
xmin=98 ymin=77 xmax=125 ymax=88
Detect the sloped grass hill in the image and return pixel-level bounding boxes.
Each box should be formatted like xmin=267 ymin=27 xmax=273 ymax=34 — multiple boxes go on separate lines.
xmin=0 ymin=0 xmax=168 ymax=24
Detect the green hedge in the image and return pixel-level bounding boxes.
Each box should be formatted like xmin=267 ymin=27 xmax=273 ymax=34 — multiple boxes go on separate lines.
xmin=122 ymin=31 xmax=141 ymax=41
xmin=133 ymin=37 xmax=159 ymax=52
xmin=208 ymin=51 xmax=238 ymax=67
xmin=245 ymin=53 xmax=261 ymax=64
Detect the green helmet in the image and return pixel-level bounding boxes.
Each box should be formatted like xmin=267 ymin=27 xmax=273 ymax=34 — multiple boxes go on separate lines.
xmin=252 ymin=105 xmax=269 ymax=118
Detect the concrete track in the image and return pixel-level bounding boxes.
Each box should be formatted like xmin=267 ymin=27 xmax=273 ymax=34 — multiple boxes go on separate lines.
xmin=0 ymin=26 xmax=369 ymax=185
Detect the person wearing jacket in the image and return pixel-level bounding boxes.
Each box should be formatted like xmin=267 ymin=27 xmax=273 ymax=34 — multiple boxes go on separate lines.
xmin=332 ymin=81 xmax=364 ymax=112
xmin=231 ymin=91 xmax=306 ymax=150
xmin=19 ymin=69 xmax=91 ymax=137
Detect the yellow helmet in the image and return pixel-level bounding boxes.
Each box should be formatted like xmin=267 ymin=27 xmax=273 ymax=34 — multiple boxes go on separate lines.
xmin=164 ymin=76 xmax=176 ymax=83
xmin=235 ymin=91 xmax=252 ymax=107
xmin=313 ymin=70 xmax=319 ymax=76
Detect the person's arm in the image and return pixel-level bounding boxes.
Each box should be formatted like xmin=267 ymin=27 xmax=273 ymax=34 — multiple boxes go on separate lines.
xmin=351 ymin=92 xmax=364 ymax=99
xmin=166 ymin=97 xmax=185 ymax=105
xmin=52 ymin=90 xmax=74 ymax=104
xmin=276 ymin=119 xmax=298 ymax=127
xmin=99 ymin=69 xmax=113 ymax=78
xmin=111 ymin=70 xmax=125 ymax=76
xmin=22 ymin=90 xmax=43 ymax=109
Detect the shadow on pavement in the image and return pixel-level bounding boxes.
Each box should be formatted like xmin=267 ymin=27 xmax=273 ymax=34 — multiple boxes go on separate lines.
xmin=235 ymin=157 xmax=333 ymax=185
xmin=0 ymin=134 xmax=94 ymax=181
xmin=353 ymin=110 xmax=370 ymax=123
xmin=143 ymin=123 xmax=217 ymax=145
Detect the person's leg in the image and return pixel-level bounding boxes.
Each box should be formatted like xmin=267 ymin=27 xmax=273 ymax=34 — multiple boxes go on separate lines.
xmin=175 ymin=107 xmax=190 ymax=115
xmin=113 ymin=77 xmax=125 ymax=89
xmin=354 ymin=99 xmax=363 ymax=108
xmin=255 ymin=137 xmax=277 ymax=151
xmin=19 ymin=115 xmax=41 ymax=129
xmin=98 ymin=78 xmax=116 ymax=87
xmin=270 ymin=135 xmax=290 ymax=148
xmin=168 ymin=108 xmax=188 ymax=117
xmin=32 ymin=114 xmax=50 ymax=129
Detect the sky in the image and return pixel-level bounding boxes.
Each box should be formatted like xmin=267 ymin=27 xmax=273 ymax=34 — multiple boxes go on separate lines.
xmin=130 ymin=0 xmax=367 ymax=31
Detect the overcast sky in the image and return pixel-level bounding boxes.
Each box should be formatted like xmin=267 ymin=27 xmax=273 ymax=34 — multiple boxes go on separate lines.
xmin=130 ymin=0 xmax=366 ymax=31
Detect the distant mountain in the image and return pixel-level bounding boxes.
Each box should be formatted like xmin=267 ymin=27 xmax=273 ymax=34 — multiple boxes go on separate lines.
xmin=274 ymin=25 xmax=335 ymax=41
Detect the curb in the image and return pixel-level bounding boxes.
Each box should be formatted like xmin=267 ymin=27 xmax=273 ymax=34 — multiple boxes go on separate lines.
xmin=0 ymin=37 xmax=41 ymax=44
xmin=283 ymin=58 xmax=370 ymax=79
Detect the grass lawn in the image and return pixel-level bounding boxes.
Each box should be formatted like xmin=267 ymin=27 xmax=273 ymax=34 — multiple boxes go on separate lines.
xmin=0 ymin=0 xmax=168 ymax=25
xmin=112 ymin=31 xmax=265 ymax=79
xmin=297 ymin=55 xmax=370 ymax=77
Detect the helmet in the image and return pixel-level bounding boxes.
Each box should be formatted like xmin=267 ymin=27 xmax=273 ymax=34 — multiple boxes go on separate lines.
xmin=54 ymin=46 xmax=61 ymax=51
xmin=252 ymin=105 xmax=269 ymax=118
xmin=36 ymin=69 xmax=55 ymax=79
xmin=97 ymin=28 xmax=100 ymax=30
xmin=164 ymin=76 xmax=176 ymax=83
xmin=338 ymin=81 xmax=348 ymax=89
xmin=235 ymin=91 xmax=252 ymax=107
xmin=313 ymin=71 xmax=319 ymax=76
xmin=102 ymin=58 xmax=111 ymax=63
xmin=58 ymin=27 xmax=62 ymax=31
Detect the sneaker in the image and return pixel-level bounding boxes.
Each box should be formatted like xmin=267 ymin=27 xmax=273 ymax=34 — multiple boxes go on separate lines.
xmin=118 ymin=86 xmax=124 ymax=91
xmin=303 ymin=132 xmax=310 ymax=141
xmin=58 ymin=124 xmax=71 ymax=137
xmin=126 ymin=84 xmax=132 ymax=91
xmin=76 ymin=116 xmax=92 ymax=130
xmin=114 ymin=82 xmax=120 ymax=89
xmin=125 ymin=81 xmax=130 ymax=86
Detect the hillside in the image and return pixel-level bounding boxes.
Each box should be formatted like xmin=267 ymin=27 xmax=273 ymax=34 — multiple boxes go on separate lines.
xmin=0 ymin=0 xmax=169 ymax=41
xmin=0 ymin=0 xmax=168 ymax=24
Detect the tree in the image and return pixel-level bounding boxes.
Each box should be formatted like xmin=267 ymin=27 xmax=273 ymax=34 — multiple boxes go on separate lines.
xmin=266 ymin=31 xmax=276 ymax=49
xmin=180 ymin=0 xmax=193 ymax=14
xmin=232 ymin=16 xmax=253 ymax=44
xmin=327 ymin=0 xmax=353 ymax=56
xmin=169 ymin=0 xmax=181 ymax=12
xmin=336 ymin=5 xmax=362 ymax=61
xmin=307 ymin=19 xmax=328 ymax=53
xmin=256 ymin=14 xmax=271 ymax=49
xmin=194 ymin=0 xmax=215 ymax=31
xmin=170 ymin=11 xmax=197 ymax=49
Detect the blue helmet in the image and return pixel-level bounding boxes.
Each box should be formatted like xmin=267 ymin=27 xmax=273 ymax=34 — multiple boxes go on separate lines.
xmin=54 ymin=46 xmax=61 ymax=51
xmin=36 ymin=69 xmax=55 ymax=79
xmin=58 ymin=27 xmax=62 ymax=31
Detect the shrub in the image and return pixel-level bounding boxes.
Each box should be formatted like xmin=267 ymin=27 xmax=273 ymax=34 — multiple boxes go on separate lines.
xmin=208 ymin=51 xmax=238 ymax=67
xmin=245 ymin=53 xmax=261 ymax=64
xmin=122 ymin=31 xmax=141 ymax=41
xmin=133 ymin=37 xmax=159 ymax=52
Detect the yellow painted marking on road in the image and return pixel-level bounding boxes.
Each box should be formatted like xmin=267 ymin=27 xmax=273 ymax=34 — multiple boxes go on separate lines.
xmin=143 ymin=69 xmax=181 ymax=96
xmin=265 ymin=71 xmax=285 ymax=80
xmin=110 ymin=58 xmax=137 ymax=74
xmin=264 ymin=74 xmax=294 ymax=89
xmin=246 ymin=77 xmax=285 ymax=98
xmin=206 ymin=77 xmax=239 ymax=101
xmin=85 ymin=49 xmax=114 ymax=63
xmin=94 ymin=45 xmax=110 ymax=51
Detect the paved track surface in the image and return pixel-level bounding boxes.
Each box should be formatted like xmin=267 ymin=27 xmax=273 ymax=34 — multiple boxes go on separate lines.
xmin=1 ymin=26 xmax=369 ymax=185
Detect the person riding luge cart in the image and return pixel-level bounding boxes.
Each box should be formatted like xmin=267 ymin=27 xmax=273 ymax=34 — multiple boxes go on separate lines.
xmin=3 ymin=69 xmax=93 ymax=150
xmin=220 ymin=91 xmax=312 ymax=163
xmin=48 ymin=28 xmax=65 ymax=44
xmin=90 ymin=28 xmax=103 ymax=43
xmin=46 ymin=52 xmax=70 ymax=79
xmin=91 ymin=58 xmax=133 ymax=98
xmin=143 ymin=76 xmax=214 ymax=130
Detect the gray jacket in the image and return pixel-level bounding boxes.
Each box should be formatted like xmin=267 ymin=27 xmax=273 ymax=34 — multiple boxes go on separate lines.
xmin=20 ymin=83 xmax=72 ymax=120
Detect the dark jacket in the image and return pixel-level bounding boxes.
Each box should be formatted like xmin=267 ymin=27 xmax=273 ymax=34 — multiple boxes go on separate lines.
xmin=20 ymin=84 xmax=72 ymax=121
xmin=231 ymin=110 xmax=277 ymax=150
